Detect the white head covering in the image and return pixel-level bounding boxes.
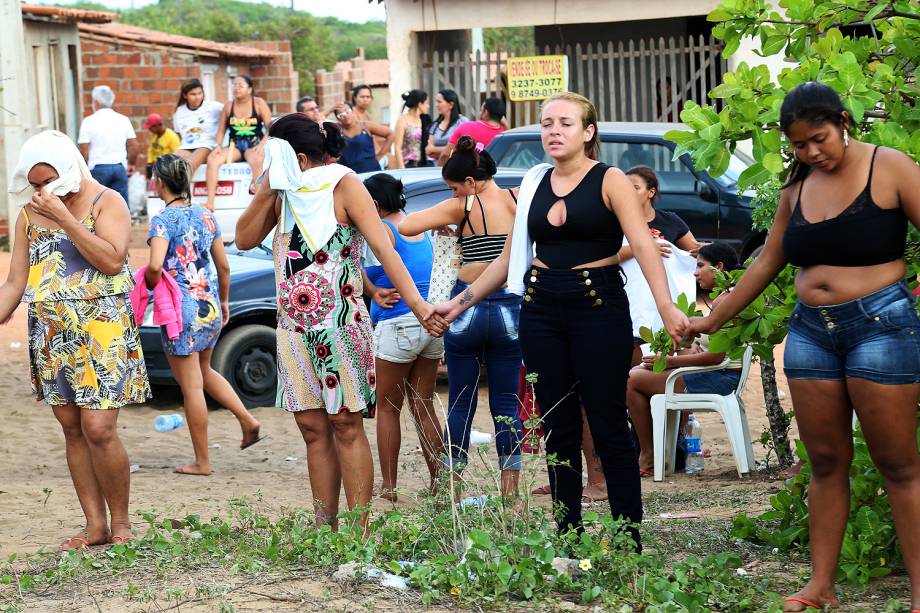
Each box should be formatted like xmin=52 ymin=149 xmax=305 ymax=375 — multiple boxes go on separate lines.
xmin=262 ymin=137 xmax=354 ymax=253
xmin=7 ymin=130 xmax=92 ymax=207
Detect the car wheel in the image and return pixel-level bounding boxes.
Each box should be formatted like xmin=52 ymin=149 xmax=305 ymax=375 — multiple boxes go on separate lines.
xmin=212 ymin=324 xmax=277 ymax=409
xmin=747 ymin=244 xmax=764 ymax=263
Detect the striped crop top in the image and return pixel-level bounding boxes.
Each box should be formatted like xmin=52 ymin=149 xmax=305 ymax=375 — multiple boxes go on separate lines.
xmin=457 ymin=190 xmax=516 ymax=264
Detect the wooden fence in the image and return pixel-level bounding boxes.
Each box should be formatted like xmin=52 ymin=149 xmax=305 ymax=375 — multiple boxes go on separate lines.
xmin=417 ymin=34 xmax=727 ymax=127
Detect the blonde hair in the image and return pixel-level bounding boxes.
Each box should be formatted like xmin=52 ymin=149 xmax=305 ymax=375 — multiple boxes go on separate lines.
xmin=541 ymin=92 xmax=599 ymax=160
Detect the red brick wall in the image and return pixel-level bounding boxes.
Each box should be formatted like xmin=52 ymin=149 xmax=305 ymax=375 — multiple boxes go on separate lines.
xmin=79 ymin=36 xmax=297 ymax=155
xmin=244 ymin=40 xmax=298 ymax=115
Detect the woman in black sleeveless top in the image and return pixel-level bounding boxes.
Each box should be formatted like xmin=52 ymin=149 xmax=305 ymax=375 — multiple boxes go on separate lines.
xmin=689 ymin=82 xmax=920 ymax=612
xmin=432 ymin=93 xmax=688 ymax=548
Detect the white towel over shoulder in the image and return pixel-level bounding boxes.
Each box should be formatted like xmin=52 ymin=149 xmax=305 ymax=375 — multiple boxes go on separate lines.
xmin=263 ymin=137 xmax=354 ymax=253
xmin=621 ymin=239 xmax=697 ymax=338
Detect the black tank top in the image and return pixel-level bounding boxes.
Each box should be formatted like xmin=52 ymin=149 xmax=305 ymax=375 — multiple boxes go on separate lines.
xmin=528 ymin=163 xmax=623 ymax=268
xmin=782 ymin=146 xmax=907 ymax=267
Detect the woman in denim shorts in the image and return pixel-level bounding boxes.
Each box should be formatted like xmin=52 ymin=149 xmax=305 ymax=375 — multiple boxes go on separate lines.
xmin=690 ymin=82 xmax=920 ymax=612
xmin=363 ymin=174 xmax=445 ymax=501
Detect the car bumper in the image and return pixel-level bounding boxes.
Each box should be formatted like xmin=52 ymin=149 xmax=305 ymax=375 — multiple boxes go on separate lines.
xmin=140 ymin=326 xmax=175 ymax=385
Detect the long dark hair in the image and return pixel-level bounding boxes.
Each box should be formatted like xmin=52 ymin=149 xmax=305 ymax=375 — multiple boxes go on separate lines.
xmin=780 ymin=81 xmax=854 ymax=187
xmin=268 ymin=113 xmax=345 ymax=163
xmin=436 ymin=89 xmax=463 ymax=131
xmin=402 ymin=89 xmax=427 ymax=112
xmin=442 ymin=135 xmax=497 ymax=182
xmin=177 ymin=78 xmax=205 ymax=109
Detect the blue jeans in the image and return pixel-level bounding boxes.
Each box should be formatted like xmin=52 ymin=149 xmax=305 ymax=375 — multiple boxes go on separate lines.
xmin=444 ymin=280 xmax=523 ymax=471
xmin=785 ymin=280 xmax=920 ymax=384
xmin=90 ymin=163 xmax=128 ymax=204
xmin=683 ymin=370 xmax=741 ymax=394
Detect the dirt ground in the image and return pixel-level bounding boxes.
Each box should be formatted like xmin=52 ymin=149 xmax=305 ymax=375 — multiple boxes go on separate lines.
xmin=0 ymin=226 xmax=817 ymax=610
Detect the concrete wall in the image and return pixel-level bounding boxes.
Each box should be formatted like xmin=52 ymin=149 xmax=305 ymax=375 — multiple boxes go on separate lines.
xmin=385 ymin=0 xmax=723 ymax=124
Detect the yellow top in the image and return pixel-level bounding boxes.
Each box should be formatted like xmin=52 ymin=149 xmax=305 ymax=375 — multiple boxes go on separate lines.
xmin=147 ymin=128 xmax=181 ymax=163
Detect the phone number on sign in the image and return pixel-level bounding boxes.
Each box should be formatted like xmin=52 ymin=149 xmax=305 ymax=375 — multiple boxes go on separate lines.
xmin=510 ymin=77 xmax=564 ymax=89
xmin=510 ymin=87 xmax=565 ymax=100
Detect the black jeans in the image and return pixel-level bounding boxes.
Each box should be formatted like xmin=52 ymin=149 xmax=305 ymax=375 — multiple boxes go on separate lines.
xmin=519 ymin=264 xmax=642 ymax=545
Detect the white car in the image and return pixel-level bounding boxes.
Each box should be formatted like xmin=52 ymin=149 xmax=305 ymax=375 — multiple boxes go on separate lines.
xmin=147 ymin=162 xmax=253 ymax=243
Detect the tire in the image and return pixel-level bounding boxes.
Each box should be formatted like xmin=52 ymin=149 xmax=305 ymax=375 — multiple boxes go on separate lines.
xmin=747 ymin=244 xmax=765 ymax=263
xmin=211 ymin=324 xmax=277 ymax=409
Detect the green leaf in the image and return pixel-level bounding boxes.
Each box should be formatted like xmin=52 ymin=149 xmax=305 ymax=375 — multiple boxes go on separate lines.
xmin=468 ymin=529 xmax=491 ymax=550
xmin=762 ymin=152 xmax=785 ymax=173
xmin=710 ymin=145 xmax=731 ymax=177
xmin=761 ymin=34 xmax=787 ymax=56
xmin=865 ymin=2 xmax=888 ymax=22
xmin=709 ymin=83 xmax=743 ymax=98
xmin=664 ymin=129 xmax=695 ymax=144
xmin=699 ymin=122 xmax=723 ymax=143
xmin=737 ymin=162 xmax=773 ymax=188
xmin=639 ymin=326 xmax=654 ymax=343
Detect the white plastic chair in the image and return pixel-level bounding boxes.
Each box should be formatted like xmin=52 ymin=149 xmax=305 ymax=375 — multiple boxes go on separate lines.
xmin=650 ymin=345 xmax=755 ymax=482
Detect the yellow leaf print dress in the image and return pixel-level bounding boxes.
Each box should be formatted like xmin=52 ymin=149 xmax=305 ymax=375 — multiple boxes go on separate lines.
xmin=22 ymin=190 xmax=151 ymax=409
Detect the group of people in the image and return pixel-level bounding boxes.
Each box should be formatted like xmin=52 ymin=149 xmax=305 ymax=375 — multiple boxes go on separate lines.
xmin=78 ymin=76 xmax=273 ymax=213
xmin=6 ymin=81 xmax=920 ymax=612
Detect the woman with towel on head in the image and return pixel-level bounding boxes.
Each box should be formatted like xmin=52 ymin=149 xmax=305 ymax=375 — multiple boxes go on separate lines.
xmin=235 ymin=114 xmax=447 ymax=530
xmin=3 ymin=130 xmax=150 ymax=550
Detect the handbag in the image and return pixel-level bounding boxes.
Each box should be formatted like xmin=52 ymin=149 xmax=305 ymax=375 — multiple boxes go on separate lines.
xmin=426 ymin=196 xmax=473 ymax=303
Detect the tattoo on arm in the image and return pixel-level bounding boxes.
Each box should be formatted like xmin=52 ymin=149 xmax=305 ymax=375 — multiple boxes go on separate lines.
xmin=459 ymin=288 xmax=475 ymax=306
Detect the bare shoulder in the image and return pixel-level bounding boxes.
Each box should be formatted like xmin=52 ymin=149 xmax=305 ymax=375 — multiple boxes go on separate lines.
xmin=875 ymin=145 xmax=917 ymax=172
xmin=95 ymin=187 xmax=130 ymax=214
xmin=334 ymin=172 xmax=367 ymax=201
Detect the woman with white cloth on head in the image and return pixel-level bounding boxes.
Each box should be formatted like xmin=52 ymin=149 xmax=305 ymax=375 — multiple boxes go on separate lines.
xmin=235 ymin=114 xmax=447 ymax=531
xmin=2 ymin=130 xmax=150 ymax=550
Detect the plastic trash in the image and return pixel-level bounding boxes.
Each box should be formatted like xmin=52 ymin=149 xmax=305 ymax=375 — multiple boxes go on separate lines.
xmin=153 ymin=414 xmax=185 ymax=432
xmin=469 ymin=429 xmax=492 ymax=445
xmin=459 ymin=494 xmax=493 ymax=509
xmin=129 ymin=464 xmax=140 ymax=473
xmin=684 ymin=414 xmax=704 ymax=474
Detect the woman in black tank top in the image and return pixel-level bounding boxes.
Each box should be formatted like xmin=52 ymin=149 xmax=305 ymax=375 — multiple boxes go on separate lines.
xmin=429 ymin=93 xmax=688 ymax=548
xmin=689 ymin=82 xmax=920 ymax=613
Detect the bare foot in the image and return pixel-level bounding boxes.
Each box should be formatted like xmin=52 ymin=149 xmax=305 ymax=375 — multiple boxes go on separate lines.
xmin=582 ymin=482 xmax=608 ymax=502
xmin=240 ymin=423 xmax=264 ymax=449
xmin=174 ymin=463 xmax=213 ymax=476
xmin=60 ymin=528 xmax=109 ymax=551
xmin=782 ymin=585 xmax=839 ymax=611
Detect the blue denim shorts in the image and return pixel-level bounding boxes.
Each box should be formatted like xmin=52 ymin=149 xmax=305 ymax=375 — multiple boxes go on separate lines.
xmin=683 ymin=369 xmax=741 ymax=395
xmin=784 ymin=280 xmax=920 ymax=384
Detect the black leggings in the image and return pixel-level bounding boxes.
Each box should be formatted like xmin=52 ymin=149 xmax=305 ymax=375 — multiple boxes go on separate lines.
xmin=519 ymin=264 xmax=642 ymax=546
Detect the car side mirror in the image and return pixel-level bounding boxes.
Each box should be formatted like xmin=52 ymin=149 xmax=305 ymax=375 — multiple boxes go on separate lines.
xmin=696 ymin=180 xmax=718 ymax=203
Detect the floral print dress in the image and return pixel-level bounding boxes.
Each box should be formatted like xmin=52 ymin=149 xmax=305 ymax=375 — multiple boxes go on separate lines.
xmin=274 ymin=223 xmax=376 ymax=416
xmin=148 ymin=205 xmax=223 ymax=355
xmin=22 ymin=191 xmax=150 ymax=410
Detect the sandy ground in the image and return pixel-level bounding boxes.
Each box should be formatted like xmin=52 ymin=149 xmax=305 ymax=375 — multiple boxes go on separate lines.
xmin=0 ymin=225 xmax=797 ymax=557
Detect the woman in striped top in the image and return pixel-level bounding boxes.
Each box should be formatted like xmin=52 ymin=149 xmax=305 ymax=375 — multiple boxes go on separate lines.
xmin=399 ymin=135 xmax=523 ymax=496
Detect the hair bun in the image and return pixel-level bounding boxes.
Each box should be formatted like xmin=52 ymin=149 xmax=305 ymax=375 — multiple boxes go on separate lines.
xmin=456 ymin=135 xmax=477 ymax=153
xmin=401 ymin=91 xmax=410 ymax=101
xmin=321 ymin=121 xmax=345 ymax=159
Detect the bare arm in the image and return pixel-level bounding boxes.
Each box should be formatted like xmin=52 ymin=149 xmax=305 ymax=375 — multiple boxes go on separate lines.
xmin=145 ymin=235 xmax=168 ymax=289
xmin=211 ymin=237 xmax=231 ymax=306
xmin=438 ymin=143 xmax=455 ymax=166
xmin=79 ymin=143 xmax=89 ymax=161
xmin=31 ymin=189 xmax=130 ymax=276
xmin=393 ymin=118 xmax=406 ymax=169
xmin=0 ymin=213 xmax=31 ymax=323
xmin=694 ymin=190 xmax=793 ymax=333
xmin=235 ymin=180 xmax=280 ymax=250
xmin=676 ymin=230 xmax=701 ymax=253
xmin=213 ymin=103 xmax=231 ymax=153
xmin=365 ymin=122 xmax=394 ymax=160
xmin=256 ymin=98 xmax=273 ymax=145
xmin=398 ymin=197 xmax=463 ymax=236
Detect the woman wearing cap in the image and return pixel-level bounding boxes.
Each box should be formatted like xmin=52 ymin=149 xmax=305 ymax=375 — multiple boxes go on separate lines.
xmin=4 ymin=130 xmax=150 ymax=550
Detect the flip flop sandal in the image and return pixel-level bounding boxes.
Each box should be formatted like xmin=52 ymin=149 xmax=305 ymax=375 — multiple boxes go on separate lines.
xmin=240 ymin=432 xmax=269 ymax=450
xmin=639 ymin=468 xmax=655 ymax=478
xmin=110 ymin=535 xmax=136 ymax=545
xmin=60 ymin=535 xmax=91 ymax=551
xmin=531 ymin=484 xmax=552 ymax=495
xmin=783 ymin=596 xmax=822 ymax=611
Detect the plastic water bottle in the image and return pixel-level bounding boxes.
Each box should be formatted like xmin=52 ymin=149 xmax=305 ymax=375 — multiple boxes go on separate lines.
xmin=684 ymin=414 xmax=704 ymax=474
xmin=153 ymin=414 xmax=185 ymax=432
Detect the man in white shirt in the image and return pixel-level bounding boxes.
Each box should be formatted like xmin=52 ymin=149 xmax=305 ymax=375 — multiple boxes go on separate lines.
xmin=77 ymin=85 xmax=138 ymax=204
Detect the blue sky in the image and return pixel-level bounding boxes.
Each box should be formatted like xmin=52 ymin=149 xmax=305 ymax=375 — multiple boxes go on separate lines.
xmin=58 ymin=0 xmax=387 ymax=22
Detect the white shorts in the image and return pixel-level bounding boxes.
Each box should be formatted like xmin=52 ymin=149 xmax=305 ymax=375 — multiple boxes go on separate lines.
xmin=373 ymin=312 xmax=444 ymax=363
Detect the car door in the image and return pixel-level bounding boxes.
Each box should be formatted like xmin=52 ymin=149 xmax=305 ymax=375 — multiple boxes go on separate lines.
xmin=600 ymin=138 xmax=720 ymax=243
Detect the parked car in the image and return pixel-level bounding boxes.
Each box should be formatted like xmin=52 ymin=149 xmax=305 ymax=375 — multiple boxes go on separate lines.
xmin=147 ymin=162 xmax=253 ymax=244
xmin=487 ymin=122 xmax=762 ymax=259
xmin=139 ymin=167 xmax=528 ymax=407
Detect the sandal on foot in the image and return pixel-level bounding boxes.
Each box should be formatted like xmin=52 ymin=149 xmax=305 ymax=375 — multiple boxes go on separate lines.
xmin=60 ymin=535 xmax=91 ymax=551
xmin=110 ymin=535 xmax=135 ymax=545
xmin=639 ymin=468 xmax=654 ymax=478
xmin=531 ymin=484 xmax=552 ymax=495
xmin=783 ymin=596 xmax=822 ymax=611
xmin=240 ymin=428 xmax=267 ymax=450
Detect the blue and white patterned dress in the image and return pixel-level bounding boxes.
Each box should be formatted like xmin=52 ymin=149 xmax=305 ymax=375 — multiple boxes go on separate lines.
xmin=148 ymin=205 xmax=222 ymax=355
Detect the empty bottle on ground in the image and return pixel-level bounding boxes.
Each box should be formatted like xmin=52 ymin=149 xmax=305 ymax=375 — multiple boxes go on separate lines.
xmin=684 ymin=414 xmax=704 ymax=474
xmin=154 ymin=414 xmax=185 ymax=432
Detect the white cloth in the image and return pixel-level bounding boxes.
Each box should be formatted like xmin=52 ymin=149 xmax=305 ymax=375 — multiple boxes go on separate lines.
xmin=621 ymin=239 xmax=697 ymax=338
xmin=507 ymin=163 xmax=552 ymax=295
xmin=173 ymin=101 xmax=223 ymax=150
xmin=127 ymin=171 xmax=147 ymax=215
xmin=77 ymin=108 xmax=136 ymax=169
xmin=262 ymin=137 xmax=354 ymax=253
xmin=8 ymin=130 xmax=93 ymax=207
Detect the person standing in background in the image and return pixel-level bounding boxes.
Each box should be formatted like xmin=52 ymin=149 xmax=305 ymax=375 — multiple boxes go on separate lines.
xmin=439 ymin=97 xmax=506 ymax=164
xmin=351 ymin=85 xmax=375 ymax=123
xmin=143 ymin=113 xmax=180 ymax=177
xmin=393 ymin=89 xmax=429 ymax=169
xmin=426 ymin=89 xmax=468 ymax=165
xmin=78 ymin=85 xmax=137 ymax=205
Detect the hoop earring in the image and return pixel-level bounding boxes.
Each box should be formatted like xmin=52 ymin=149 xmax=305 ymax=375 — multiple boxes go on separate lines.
xmin=843 ymin=129 xmax=849 ymax=148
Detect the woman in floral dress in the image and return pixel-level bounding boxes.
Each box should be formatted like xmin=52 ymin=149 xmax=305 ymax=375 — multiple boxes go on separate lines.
xmin=3 ymin=130 xmax=149 ymax=550
xmin=236 ymin=114 xmax=446 ymax=529
xmin=146 ymin=154 xmax=261 ymax=476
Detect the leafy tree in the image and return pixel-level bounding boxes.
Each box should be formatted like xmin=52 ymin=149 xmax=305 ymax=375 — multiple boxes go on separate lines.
xmin=668 ymin=0 xmax=920 ymax=582
xmin=484 ymin=26 xmax=535 ymax=54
